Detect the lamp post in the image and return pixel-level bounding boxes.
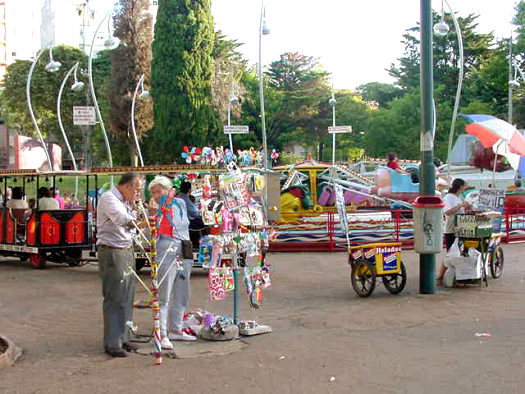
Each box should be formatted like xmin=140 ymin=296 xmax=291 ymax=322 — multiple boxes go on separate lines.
xmin=226 ymin=92 xmax=239 ymax=152
xmin=258 ymin=0 xmax=270 ymax=172
xmin=419 ymin=0 xmax=437 ymax=294
xmin=88 ymin=10 xmax=119 ymax=170
xmin=436 ymin=0 xmax=464 ymax=181
xmin=329 ymin=91 xmax=337 ymax=165
xmin=131 ymin=74 xmax=149 ymax=167
xmin=57 ymin=62 xmax=83 ymax=196
xmin=26 ymin=47 xmax=61 ymax=171
xmin=508 ymin=36 xmax=513 ymax=124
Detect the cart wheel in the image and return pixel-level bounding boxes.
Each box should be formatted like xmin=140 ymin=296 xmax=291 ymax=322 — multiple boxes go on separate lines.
xmin=490 ymin=246 xmax=504 ymax=279
xmin=29 ymin=253 xmax=47 ymax=269
xmin=382 ymin=261 xmax=407 ymax=295
xmin=351 ymin=259 xmax=376 ymax=297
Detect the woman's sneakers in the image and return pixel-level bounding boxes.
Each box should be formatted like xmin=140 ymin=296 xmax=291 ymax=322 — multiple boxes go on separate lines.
xmin=169 ymin=332 xmax=197 ymax=341
xmin=161 ymin=337 xmax=174 ymax=350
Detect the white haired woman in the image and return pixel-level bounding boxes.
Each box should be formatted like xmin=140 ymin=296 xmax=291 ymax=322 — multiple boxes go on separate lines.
xmin=148 ymin=175 xmax=196 ymax=349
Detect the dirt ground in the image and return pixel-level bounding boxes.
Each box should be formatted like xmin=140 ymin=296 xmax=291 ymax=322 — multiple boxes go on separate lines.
xmin=1 ymin=244 xmax=525 ymax=394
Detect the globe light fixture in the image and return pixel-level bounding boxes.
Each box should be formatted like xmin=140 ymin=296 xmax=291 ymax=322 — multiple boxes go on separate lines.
xmin=433 ymin=20 xmax=449 ymax=37
xmin=71 ymin=64 xmax=84 ymax=92
xmin=104 ymin=36 xmax=120 ymax=49
xmin=329 ymin=97 xmax=337 ymax=108
xmin=229 ymin=95 xmax=239 ymax=106
xmin=45 ymin=47 xmax=61 ymax=72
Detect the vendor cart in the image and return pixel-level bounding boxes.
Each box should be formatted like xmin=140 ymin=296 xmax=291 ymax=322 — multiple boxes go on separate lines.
xmin=454 ymin=214 xmax=504 ymax=286
xmin=348 ymin=242 xmax=407 ymax=297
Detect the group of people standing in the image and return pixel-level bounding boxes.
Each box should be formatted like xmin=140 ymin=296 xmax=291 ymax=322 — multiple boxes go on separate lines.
xmin=96 ymin=173 xmax=198 ymax=357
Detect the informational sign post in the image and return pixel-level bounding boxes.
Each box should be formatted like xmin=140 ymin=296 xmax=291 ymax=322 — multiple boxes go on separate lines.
xmin=73 ymin=106 xmax=96 ymax=126
xmin=328 ymin=126 xmax=352 ymax=134
xmin=223 ymin=125 xmax=249 ymax=134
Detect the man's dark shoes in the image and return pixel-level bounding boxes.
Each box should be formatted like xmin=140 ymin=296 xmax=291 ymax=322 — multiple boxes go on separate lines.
xmin=122 ymin=342 xmax=138 ymax=352
xmin=105 ymin=347 xmax=127 ymax=357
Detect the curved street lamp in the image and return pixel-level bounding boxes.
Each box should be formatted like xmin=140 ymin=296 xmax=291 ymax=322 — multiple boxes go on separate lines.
xmin=131 ymin=74 xmax=149 ymax=167
xmin=88 ymin=10 xmax=119 ymax=170
xmin=26 ymin=47 xmax=61 ymax=171
xmin=259 ymin=0 xmax=270 ymax=172
xmin=329 ymin=91 xmax=337 ymax=165
xmin=57 ymin=62 xmax=83 ymax=195
xmin=436 ymin=0 xmax=464 ymax=180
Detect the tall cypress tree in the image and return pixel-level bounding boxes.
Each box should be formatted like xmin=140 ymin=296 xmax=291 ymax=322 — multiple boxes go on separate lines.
xmin=150 ymin=0 xmax=216 ymax=163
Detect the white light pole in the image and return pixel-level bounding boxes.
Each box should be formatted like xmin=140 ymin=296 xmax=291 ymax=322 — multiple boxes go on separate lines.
xmin=226 ymin=92 xmax=239 ymax=152
xmin=259 ymin=0 xmax=270 ymax=172
xmin=131 ymin=74 xmax=149 ymax=167
xmin=57 ymin=62 xmax=83 ymax=195
xmin=88 ymin=10 xmax=119 ymax=169
xmin=26 ymin=47 xmax=61 ymax=171
xmin=436 ymin=0 xmax=464 ymax=180
xmin=329 ymin=91 xmax=337 ymax=165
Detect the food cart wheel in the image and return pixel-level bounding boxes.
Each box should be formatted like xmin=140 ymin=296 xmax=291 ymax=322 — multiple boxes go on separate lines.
xmin=489 ymin=246 xmax=504 ymax=279
xmin=29 ymin=253 xmax=47 ymax=269
xmin=382 ymin=262 xmax=407 ymax=294
xmin=351 ymin=259 xmax=376 ymax=298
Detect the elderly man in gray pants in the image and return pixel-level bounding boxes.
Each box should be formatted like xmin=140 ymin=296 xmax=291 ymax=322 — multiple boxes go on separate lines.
xmin=97 ymin=172 xmax=142 ymax=357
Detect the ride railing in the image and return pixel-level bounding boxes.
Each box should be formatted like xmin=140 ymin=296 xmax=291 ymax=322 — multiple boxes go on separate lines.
xmin=269 ymin=207 xmax=525 ymax=252
xmin=504 ymin=207 xmax=525 ymax=243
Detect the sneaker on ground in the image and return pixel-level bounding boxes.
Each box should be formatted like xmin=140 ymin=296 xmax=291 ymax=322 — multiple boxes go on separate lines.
xmin=161 ymin=337 xmax=173 ymax=350
xmin=169 ymin=332 xmax=197 ymax=341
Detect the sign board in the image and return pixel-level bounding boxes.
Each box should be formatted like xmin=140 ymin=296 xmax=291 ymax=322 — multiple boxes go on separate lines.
xmin=478 ymin=189 xmax=505 ymax=212
xmin=328 ymin=126 xmax=352 ymax=134
xmin=73 ymin=106 xmax=96 ymax=126
xmin=223 ymin=125 xmax=249 ymax=134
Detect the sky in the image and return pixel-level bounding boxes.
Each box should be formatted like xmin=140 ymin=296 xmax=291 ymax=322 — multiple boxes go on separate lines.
xmin=211 ymin=0 xmax=520 ymax=90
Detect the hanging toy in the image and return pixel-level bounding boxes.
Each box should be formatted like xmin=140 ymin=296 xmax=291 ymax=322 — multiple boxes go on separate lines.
xmin=271 ymin=149 xmax=279 ymax=166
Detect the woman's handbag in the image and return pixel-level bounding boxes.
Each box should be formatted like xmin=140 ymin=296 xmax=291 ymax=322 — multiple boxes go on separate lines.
xmin=181 ymin=239 xmax=194 ymax=259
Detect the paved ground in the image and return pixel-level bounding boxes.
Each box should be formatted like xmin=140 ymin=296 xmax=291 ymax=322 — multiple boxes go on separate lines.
xmin=1 ymin=244 xmax=525 ymax=394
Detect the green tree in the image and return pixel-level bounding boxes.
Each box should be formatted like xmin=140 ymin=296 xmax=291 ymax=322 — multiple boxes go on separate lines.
xmin=150 ymin=0 xmax=216 ymax=163
xmin=108 ymin=0 xmax=154 ymax=166
xmin=356 ymin=82 xmax=403 ymax=108
xmin=265 ymin=52 xmax=331 ymax=157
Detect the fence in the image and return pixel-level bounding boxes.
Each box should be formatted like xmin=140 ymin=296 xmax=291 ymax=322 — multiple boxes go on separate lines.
xmin=269 ymin=208 xmax=525 ymax=252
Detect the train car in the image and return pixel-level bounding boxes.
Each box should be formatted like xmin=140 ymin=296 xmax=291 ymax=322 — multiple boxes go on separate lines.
xmin=0 ymin=169 xmax=95 ymax=268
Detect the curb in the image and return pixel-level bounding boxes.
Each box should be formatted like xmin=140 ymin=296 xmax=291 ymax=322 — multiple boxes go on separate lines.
xmin=0 ymin=335 xmax=22 ymax=368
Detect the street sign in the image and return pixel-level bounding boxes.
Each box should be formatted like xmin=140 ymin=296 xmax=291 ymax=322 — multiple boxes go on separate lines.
xmin=73 ymin=106 xmax=96 ymax=126
xmin=328 ymin=126 xmax=352 ymax=134
xmin=223 ymin=125 xmax=249 ymax=134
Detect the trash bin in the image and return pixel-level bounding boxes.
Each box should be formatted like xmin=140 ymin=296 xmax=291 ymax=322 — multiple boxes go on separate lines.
xmin=413 ymin=196 xmax=444 ymax=254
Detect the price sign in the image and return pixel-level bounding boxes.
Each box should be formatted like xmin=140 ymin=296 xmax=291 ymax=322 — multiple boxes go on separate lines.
xmin=478 ymin=189 xmax=505 ymax=212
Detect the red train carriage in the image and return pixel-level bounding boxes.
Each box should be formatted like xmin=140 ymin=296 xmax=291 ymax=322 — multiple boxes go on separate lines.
xmin=0 ymin=170 xmax=95 ymax=268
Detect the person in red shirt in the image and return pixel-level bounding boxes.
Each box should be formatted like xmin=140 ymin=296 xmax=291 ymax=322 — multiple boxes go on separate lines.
xmin=386 ymin=152 xmax=408 ymax=174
